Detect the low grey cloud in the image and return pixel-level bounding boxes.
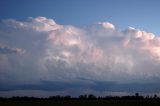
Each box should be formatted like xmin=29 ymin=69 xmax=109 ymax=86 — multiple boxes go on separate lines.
xmin=0 ymin=45 xmax=24 ymax=54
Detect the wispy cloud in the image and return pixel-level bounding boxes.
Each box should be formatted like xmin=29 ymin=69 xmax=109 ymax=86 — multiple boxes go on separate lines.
xmin=0 ymin=44 xmax=24 ymax=54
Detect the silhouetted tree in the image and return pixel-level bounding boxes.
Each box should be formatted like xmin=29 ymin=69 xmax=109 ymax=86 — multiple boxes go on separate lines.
xmin=79 ymin=94 xmax=87 ymax=99
xmin=135 ymin=93 xmax=139 ymax=97
xmin=88 ymin=94 xmax=96 ymax=99
xmin=154 ymin=94 xmax=158 ymax=99
xmin=64 ymin=96 xmax=71 ymax=100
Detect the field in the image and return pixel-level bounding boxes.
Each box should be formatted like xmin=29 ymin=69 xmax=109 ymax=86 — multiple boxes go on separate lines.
xmin=1 ymin=100 xmax=160 ymax=106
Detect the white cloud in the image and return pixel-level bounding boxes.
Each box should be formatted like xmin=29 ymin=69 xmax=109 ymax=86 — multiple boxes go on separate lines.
xmin=98 ymin=22 xmax=115 ymax=29
xmin=0 ymin=16 xmax=160 ymax=86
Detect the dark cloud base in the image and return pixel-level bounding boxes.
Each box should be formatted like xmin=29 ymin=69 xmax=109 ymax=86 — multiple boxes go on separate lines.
xmin=1 ymin=80 xmax=160 ymax=93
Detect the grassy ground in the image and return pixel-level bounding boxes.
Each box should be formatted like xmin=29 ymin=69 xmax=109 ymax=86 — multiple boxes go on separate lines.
xmin=1 ymin=100 xmax=160 ymax=106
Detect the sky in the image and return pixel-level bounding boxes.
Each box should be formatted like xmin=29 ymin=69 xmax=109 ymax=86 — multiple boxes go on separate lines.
xmin=1 ymin=0 xmax=160 ymax=97
xmin=0 ymin=0 xmax=160 ymax=35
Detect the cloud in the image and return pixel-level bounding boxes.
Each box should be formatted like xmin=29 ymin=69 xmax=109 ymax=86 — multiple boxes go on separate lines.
xmin=1 ymin=79 xmax=160 ymax=96
xmin=0 ymin=44 xmax=24 ymax=54
xmin=0 ymin=17 xmax=160 ymax=95
xmin=98 ymin=22 xmax=115 ymax=29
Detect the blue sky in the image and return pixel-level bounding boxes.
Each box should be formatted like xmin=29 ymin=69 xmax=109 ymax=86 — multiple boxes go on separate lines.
xmin=0 ymin=0 xmax=160 ymax=35
xmin=1 ymin=0 xmax=160 ymax=97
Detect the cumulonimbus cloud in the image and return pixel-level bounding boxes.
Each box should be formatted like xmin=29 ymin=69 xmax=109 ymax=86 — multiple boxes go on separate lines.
xmin=0 ymin=17 xmax=160 ymax=93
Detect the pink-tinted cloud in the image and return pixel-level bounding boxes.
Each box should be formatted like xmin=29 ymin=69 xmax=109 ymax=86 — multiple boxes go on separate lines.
xmin=0 ymin=16 xmax=160 ymax=85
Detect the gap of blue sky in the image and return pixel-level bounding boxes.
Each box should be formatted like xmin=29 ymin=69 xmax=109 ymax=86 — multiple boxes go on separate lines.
xmin=0 ymin=0 xmax=160 ymax=35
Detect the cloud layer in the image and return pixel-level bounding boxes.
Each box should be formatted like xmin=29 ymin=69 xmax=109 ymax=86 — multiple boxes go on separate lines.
xmin=0 ymin=17 xmax=160 ymax=95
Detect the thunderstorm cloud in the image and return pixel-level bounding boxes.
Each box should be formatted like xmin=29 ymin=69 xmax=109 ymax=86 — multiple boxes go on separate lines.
xmin=1 ymin=17 xmax=160 ymax=96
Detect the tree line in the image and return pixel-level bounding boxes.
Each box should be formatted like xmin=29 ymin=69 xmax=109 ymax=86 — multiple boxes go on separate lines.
xmin=0 ymin=93 xmax=160 ymax=101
